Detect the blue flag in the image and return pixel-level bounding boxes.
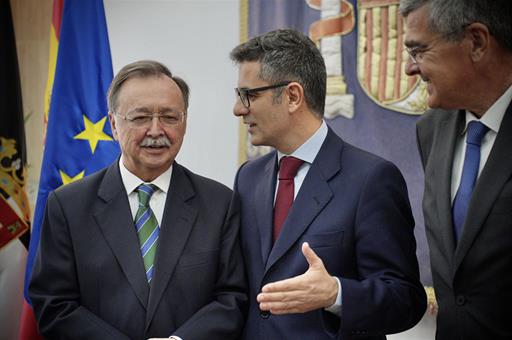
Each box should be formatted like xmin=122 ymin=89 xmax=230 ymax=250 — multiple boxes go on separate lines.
xmin=23 ymin=0 xmax=119 ymax=304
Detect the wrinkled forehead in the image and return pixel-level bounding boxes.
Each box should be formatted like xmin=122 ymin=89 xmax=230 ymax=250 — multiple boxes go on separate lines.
xmin=403 ymin=5 xmax=437 ymax=47
xmin=117 ymin=75 xmax=185 ymax=111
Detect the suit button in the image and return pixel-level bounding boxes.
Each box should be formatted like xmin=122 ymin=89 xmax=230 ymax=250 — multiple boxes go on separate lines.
xmin=456 ymin=295 xmax=466 ymax=306
xmin=260 ymin=311 xmax=270 ymax=319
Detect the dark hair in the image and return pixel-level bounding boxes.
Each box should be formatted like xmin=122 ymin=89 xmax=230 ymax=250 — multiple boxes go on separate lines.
xmin=400 ymin=0 xmax=512 ymax=51
xmin=107 ymin=60 xmax=190 ymax=113
xmin=230 ymin=29 xmax=326 ymax=117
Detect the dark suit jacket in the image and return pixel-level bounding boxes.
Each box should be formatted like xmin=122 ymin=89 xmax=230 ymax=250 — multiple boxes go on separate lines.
xmin=417 ymin=103 xmax=512 ymax=340
xmin=234 ymin=128 xmax=426 ymax=340
xmin=29 ymin=161 xmax=247 ymax=340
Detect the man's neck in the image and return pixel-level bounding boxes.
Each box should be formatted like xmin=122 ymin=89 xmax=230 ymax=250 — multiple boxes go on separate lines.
xmin=469 ymin=54 xmax=512 ymax=117
xmin=277 ymin=113 xmax=322 ymax=154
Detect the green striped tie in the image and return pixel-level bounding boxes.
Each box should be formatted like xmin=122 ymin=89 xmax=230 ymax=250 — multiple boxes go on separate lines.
xmin=135 ymin=184 xmax=159 ymax=283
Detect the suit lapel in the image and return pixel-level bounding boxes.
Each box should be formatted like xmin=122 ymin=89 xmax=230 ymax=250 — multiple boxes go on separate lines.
xmin=255 ymin=154 xmax=278 ymax=266
xmin=94 ymin=162 xmax=150 ymax=309
xmin=265 ymin=130 xmax=339 ymax=273
xmin=145 ymin=163 xmax=198 ymax=328
xmin=431 ymin=111 xmax=464 ymax=259
xmin=454 ymin=103 xmax=512 ymax=270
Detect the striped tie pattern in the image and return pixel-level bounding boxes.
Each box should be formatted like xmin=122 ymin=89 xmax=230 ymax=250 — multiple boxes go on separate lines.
xmin=135 ymin=184 xmax=159 ymax=283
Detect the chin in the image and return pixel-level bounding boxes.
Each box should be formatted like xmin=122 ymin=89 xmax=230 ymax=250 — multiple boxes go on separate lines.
xmin=426 ymin=94 xmax=441 ymax=109
xmin=249 ymin=136 xmax=263 ymax=146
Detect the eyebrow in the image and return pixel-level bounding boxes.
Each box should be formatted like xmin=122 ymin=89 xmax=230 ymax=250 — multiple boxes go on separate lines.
xmin=127 ymin=106 xmax=179 ymax=115
xmin=404 ymin=39 xmax=429 ymax=48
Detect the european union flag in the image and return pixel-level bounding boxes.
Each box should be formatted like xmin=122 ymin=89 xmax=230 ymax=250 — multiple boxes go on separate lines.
xmin=23 ymin=0 xmax=119 ymax=317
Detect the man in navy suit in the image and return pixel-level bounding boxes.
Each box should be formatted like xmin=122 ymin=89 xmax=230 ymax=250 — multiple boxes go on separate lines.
xmin=29 ymin=60 xmax=247 ymax=340
xmin=231 ymin=29 xmax=426 ymax=339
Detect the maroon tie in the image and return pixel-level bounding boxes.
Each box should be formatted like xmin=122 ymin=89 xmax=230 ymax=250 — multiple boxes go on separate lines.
xmin=273 ymin=156 xmax=304 ymax=242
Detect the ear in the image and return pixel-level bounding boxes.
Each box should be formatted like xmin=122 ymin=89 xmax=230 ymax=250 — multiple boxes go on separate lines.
xmin=182 ymin=112 xmax=188 ymax=134
xmin=108 ymin=111 xmax=119 ymax=141
xmin=286 ymin=82 xmax=304 ymax=113
xmin=466 ymin=22 xmax=490 ymax=62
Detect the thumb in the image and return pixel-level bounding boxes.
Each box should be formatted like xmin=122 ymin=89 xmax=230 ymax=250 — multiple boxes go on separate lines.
xmin=302 ymin=242 xmax=322 ymax=268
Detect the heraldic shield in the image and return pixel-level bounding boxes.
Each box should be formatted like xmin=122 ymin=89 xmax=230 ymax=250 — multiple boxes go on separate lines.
xmin=358 ymin=0 xmax=427 ymax=115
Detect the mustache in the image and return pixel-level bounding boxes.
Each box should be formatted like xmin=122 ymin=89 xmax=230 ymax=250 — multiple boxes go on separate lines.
xmin=140 ymin=137 xmax=171 ymax=147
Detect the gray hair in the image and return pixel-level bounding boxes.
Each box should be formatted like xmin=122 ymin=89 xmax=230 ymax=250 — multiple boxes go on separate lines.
xmin=399 ymin=0 xmax=512 ymax=51
xmin=107 ymin=60 xmax=190 ymax=113
xmin=230 ymin=29 xmax=326 ymax=117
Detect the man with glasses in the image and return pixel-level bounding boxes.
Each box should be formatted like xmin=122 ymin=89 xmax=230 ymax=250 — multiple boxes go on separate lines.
xmin=231 ymin=29 xmax=426 ymax=339
xmin=400 ymin=1 xmax=512 ymax=339
xmin=29 ymin=60 xmax=247 ymax=339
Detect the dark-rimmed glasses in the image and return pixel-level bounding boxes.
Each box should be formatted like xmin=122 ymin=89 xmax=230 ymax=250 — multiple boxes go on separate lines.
xmin=114 ymin=109 xmax=185 ymax=128
xmin=235 ymin=81 xmax=291 ymax=108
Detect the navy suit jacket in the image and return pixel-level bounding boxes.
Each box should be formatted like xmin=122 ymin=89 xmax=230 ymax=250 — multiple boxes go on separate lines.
xmin=417 ymin=102 xmax=512 ymax=340
xmin=29 ymin=161 xmax=247 ymax=340
xmin=235 ymin=128 xmax=426 ymax=339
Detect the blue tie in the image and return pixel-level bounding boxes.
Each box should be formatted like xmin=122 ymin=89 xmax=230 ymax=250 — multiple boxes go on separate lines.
xmin=452 ymin=121 xmax=489 ymax=242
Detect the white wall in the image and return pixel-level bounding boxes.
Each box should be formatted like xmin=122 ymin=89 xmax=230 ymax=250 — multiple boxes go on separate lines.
xmin=105 ymin=0 xmax=241 ymax=188
xmin=104 ymin=1 xmax=435 ymax=338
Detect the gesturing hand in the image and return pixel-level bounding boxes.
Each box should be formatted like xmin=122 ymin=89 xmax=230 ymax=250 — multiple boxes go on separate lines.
xmin=257 ymin=242 xmax=339 ymax=314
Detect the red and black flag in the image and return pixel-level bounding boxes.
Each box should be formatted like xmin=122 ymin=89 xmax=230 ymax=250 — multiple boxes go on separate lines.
xmin=0 ymin=0 xmax=30 ymax=250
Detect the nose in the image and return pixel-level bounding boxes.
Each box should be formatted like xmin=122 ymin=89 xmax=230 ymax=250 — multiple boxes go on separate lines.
xmin=233 ymin=100 xmax=249 ymax=117
xmin=405 ymin=57 xmax=420 ymax=76
xmin=147 ymin=116 xmax=164 ymax=136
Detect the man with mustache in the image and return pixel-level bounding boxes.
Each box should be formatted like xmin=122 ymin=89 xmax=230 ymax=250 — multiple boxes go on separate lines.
xmin=401 ymin=0 xmax=512 ymax=339
xmin=29 ymin=60 xmax=247 ymax=340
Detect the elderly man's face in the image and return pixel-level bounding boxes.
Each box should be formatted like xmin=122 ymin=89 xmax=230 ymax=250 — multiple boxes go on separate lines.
xmin=404 ymin=5 xmax=472 ymax=110
xmin=109 ymin=75 xmax=186 ymax=181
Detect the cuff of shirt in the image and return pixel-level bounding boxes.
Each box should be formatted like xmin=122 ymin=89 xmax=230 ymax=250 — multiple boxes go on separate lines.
xmin=324 ymin=276 xmax=342 ymax=316
xmin=169 ymin=336 xmax=183 ymax=340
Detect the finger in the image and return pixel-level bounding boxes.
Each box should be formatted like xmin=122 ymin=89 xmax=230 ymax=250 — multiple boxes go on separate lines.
xmin=261 ymin=275 xmax=304 ymax=293
xmin=302 ymin=242 xmax=323 ymax=268
xmin=257 ymin=291 xmax=287 ymax=303
xmin=269 ymin=307 xmax=303 ymax=315
xmin=260 ymin=302 xmax=292 ymax=312
xmin=259 ymin=299 xmax=300 ymax=312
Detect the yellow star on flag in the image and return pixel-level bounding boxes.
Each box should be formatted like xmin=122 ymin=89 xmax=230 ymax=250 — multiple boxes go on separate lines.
xmin=74 ymin=115 xmax=113 ymax=153
xmin=59 ymin=170 xmax=85 ymax=186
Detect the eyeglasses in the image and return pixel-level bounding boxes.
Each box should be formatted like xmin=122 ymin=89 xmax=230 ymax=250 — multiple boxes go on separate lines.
xmin=114 ymin=109 xmax=185 ymax=127
xmin=405 ymin=45 xmax=431 ymax=64
xmin=235 ymin=81 xmax=291 ymax=108
xmin=405 ymin=37 xmax=443 ymax=64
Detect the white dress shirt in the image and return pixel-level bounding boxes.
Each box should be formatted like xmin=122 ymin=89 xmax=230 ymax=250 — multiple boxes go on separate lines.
xmin=118 ymin=157 xmax=172 ymax=223
xmin=451 ymin=84 xmax=512 ymax=202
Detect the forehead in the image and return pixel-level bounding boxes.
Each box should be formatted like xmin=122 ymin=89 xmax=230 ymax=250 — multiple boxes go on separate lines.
xmin=404 ymin=5 xmax=436 ymax=46
xmin=117 ymin=75 xmax=184 ymax=111
xmin=238 ymin=61 xmax=265 ymax=86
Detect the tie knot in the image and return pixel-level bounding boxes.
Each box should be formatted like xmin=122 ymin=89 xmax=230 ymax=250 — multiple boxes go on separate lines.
xmin=278 ymin=156 xmax=304 ymax=180
xmin=136 ymin=183 xmax=158 ymax=207
xmin=466 ymin=121 xmax=489 ymax=146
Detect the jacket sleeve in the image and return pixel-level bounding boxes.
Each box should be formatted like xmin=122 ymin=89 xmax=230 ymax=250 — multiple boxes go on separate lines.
xmin=338 ymin=160 xmax=427 ymax=336
xmin=29 ymin=191 xmax=131 ymax=340
xmin=172 ymin=193 xmax=248 ymax=340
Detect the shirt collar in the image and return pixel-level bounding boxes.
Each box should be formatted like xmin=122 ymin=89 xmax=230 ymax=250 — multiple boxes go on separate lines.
xmin=277 ymin=120 xmax=328 ymax=164
xmin=464 ymin=83 xmax=512 ymax=134
xmin=119 ymin=156 xmax=172 ymax=195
